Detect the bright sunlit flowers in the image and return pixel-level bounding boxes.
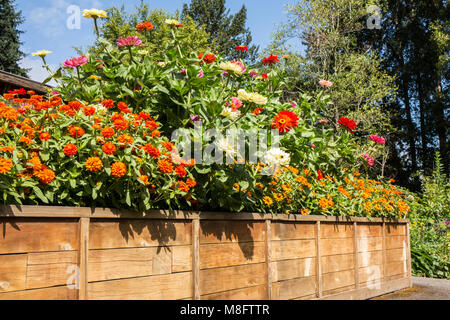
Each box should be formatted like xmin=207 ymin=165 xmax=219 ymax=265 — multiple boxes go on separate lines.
xmin=82 ymin=9 xmax=108 ymax=19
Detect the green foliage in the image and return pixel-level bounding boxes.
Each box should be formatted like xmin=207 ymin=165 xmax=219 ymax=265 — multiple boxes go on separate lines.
xmin=181 ymin=0 xmax=259 ymax=62
xmin=0 ymin=0 xmax=28 ymax=76
xmin=409 ymin=153 xmax=450 ymax=279
xmin=265 ymin=0 xmax=397 ymax=178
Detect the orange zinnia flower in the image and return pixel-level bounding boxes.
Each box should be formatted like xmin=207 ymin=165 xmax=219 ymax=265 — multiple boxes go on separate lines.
xmin=118 ymin=134 xmax=133 ymax=145
xmin=35 ymin=168 xmax=55 ymax=184
xmin=86 ymin=157 xmax=103 ymax=172
xmin=158 ymin=159 xmax=173 ymax=174
xmin=139 ymin=175 xmax=150 ymax=185
xmin=198 ymin=53 xmax=216 ymax=64
xmin=136 ymin=21 xmax=154 ymax=32
xmin=111 ymin=161 xmax=127 ymax=178
xmin=63 ymin=144 xmax=78 ymax=156
xmin=102 ymin=142 xmax=117 ymax=155
xmin=186 ymin=178 xmax=197 ymax=188
xmin=175 ymin=166 xmax=187 ymax=178
xmin=113 ymin=119 xmax=129 ymax=131
xmin=39 ymin=132 xmax=51 ymax=141
xmin=0 ymin=157 xmax=13 ymax=174
xmin=83 ymin=106 xmax=96 ymax=116
xmin=272 ymin=111 xmax=299 ymax=133
xmin=101 ymin=126 xmax=115 ymax=138
xmin=144 ymin=144 xmax=161 ymax=158
xmin=177 ymin=181 xmax=190 ymax=193
xmin=68 ymin=125 xmax=85 ymax=138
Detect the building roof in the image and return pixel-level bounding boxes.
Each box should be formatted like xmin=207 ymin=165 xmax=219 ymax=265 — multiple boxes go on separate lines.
xmin=0 ymin=70 xmax=51 ymax=94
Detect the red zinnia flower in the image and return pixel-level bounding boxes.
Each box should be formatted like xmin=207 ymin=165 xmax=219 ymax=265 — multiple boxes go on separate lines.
xmin=117 ymin=101 xmax=131 ymax=113
xmin=198 ymin=53 xmax=216 ymax=64
xmin=317 ymin=170 xmax=324 ymax=180
xmin=102 ymin=99 xmax=114 ymax=109
xmin=253 ymin=108 xmax=263 ymax=115
xmin=338 ymin=117 xmax=357 ymax=133
xmin=272 ymin=111 xmax=299 ymax=133
xmin=136 ymin=21 xmax=154 ymax=32
xmin=262 ymin=55 xmax=279 ymax=65
xmin=101 ymin=126 xmax=115 ymax=139
xmin=39 ymin=132 xmax=51 ymax=141
xmin=83 ymin=106 xmax=96 ymax=116
xmin=102 ymin=142 xmax=117 ymax=155
xmin=235 ymin=45 xmax=248 ymax=51
xmin=63 ymin=144 xmax=78 ymax=156
xmin=144 ymin=144 xmax=161 ymax=158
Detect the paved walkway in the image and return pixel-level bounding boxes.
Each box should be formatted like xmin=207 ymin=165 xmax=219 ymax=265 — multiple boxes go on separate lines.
xmin=372 ymin=277 xmax=450 ymax=300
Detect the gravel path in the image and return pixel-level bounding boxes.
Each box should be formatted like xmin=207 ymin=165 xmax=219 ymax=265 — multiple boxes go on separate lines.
xmin=372 ymin=277 xmax=450 ymax=300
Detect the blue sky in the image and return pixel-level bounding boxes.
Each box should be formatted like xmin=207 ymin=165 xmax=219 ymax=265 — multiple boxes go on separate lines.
xmin=15 ymin=0 xmax=297 ymax=83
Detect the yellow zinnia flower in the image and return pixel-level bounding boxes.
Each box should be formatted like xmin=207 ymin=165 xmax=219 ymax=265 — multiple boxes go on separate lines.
xmin=32 ymin=50 xmax=52 ymax=57
xmin=82 ymin=9 xmax=108 ymax=19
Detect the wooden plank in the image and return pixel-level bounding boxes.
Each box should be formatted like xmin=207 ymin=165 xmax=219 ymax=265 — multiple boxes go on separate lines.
xmin=271 ymin=239 xmax=316 ymax=261
xmin=354 ymin=222 xmax=359 ymax=289
xmin=0 ymin=286 xmax=77 ymax=300
xmin=321 ymin=238 xmax=354 ymax=256
xmin=0 ymin=254 xmax=27 ymax=292
xmin=79 ymin=217 xmax=89 ymax=300
xmin=265 ymin=220 xmax=272 ymax=300
xmin=386 ymin=224 xmax=406 ymax=236
xmin=386 ymin=261 xmax=408 ymax=277
xmin=359 ymin=265 xmax=384 ymax=284
xmin=321 ymin=254 xmax=355 ymax=274
xmin=26 ymin=251 xmax=78 ymax=289
xmin=88 ymin=247 xmax=171 ymax=282
xmin=89 ymin=219 xmax=192 ymax=249
xmin=322 ymin=269 xmax=355 ymax=292
xmin=386 ymin=248 xmax=407 ymax=263
xmin=0 ymin=219 xmax=79 ymax=254
xmin=201 ymin=285 xmax=266 ymax=300
xmin=386 ymin=235 xmax=407 ymax=250
xmin=316 ymin=221 xmax=322 ymax=298
xmin=323 ymin=284 xmax=355 ymax=297
xmin=271 ymin=258 xmax=316 ymax=282
xmin=172 ymin=245 xmax=192 ymax=273
xmin=88 ymin=272 xmax=192 ymax=300
xmin=192 ymin=219 xmax=200 ymax=300
xmin=199 ymin=263 xmax=266 ymax=296
xmin=358 ymin=251 xmax=383 ymax=268
xmin=272 ymin=276 xmax=316 ymax=300
xmin=271 ymin=222 xmax=316 ymax=240
xmin=1 ymin=205 xmax=410 ymax=223
xmin=357 ymin=223 xmax=383 ymax=238
xmin=406 ymin=222 xmax=412 ymax=287
xmin=200 ymin=220 xmax=265 ymax=243
xmin=199 ymin=242 xmax=265 ymax=269
xmin=357 ymin=237 xmax=383 ymax=252
xmin=320 ymin=223 xmax=354 ymax=239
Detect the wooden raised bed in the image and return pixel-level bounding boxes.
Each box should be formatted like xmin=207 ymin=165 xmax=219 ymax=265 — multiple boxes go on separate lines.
xmin=0 ymin=205 xmax=412 ymax=300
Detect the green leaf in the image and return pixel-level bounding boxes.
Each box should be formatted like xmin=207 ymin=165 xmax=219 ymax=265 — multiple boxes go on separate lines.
xmin=33 ymin=187 xmax=48 ymax=203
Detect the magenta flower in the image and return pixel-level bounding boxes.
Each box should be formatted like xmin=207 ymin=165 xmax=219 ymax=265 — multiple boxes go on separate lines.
xmin=318 ymin=119 xmax=329 ymax=124
xmin=197 ymin=70 xmax=204 ymax=78
xmin=290 ymin=102 xmax=296 ymax=108
xmin=190 ymin=115 xmax=199 ymax=122
xmin=116 ymin=36 xmax=146 ymax=47
xmin=231 ymin=97 xmax=243 ymax=110
xmin=445 ymin=221 xmax=450 ymax=227
xmin=369 ymin=135 xmax=386 ymax=145
xmin=249 ymin=70 xmax=258 ymax=77
xmin=311 ymin=144 xmax=316 ymax=148
xmin=64 ymin=55 xmax=88 ymax=69
xmin=180 ymin=68 xmax=187 ymax=74
xmin=362 ymin=153 xmax=375 ymax=167
xmin=319 ymin=79 xmax=333 ymax=88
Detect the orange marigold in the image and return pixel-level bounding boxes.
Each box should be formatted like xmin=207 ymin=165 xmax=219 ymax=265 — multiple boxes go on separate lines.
xmin=175 ymin=166 xmax=187 ymax=178
xmin=68 ymin=125 xmax=85 ymax=138
xmin=177 ymin=181 xmax=190 ymax=193
xmin=86 ymin=157 xmax=103 ymax=172
xmin=144 ymin=144 xmax=161 ymax=158
xmin=0 ymin=157 xmax=13 ymax=174
xmin=35 ymin=168 xmax=55 ymax=184
xmin=111 ymin=162 xmax=127 ymax=178
xmin=118 ymin=134 xmax=133 ymax=145
xmin=113 ymin=119 xmax=129 ymax=131
xmin=39 ymin=132 xmax=51 ymax=141
xmin=186 ymin=178 xmax=197 ymax=188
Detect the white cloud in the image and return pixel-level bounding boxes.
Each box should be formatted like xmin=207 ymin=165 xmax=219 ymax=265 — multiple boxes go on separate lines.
xmin=20 ymin=57 xmax=58 ymax=87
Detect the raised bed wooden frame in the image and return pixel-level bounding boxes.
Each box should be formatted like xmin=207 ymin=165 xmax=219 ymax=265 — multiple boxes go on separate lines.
xmin=0 ymin=205 xmax=412 ymax=300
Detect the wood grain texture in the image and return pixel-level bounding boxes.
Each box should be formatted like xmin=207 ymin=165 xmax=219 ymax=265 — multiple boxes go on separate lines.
xmin=27 ymin=251 xmax=78 ymax=289
xmin=0 ymin=286 xmax=77 ymax=300
xmin=271 ymin=239 xmax=316 ymax=261
xmin=320 ymin=223 xmax=354 ymax=239
xmin=386 ymin=235 xmax=407 ymax=250
xmin=0 ymin=219 xmax=79 ymax=254
xmin=199 ymin=263 xmax=266 ymax=296
xmin=89 ymin=219 xmax=192 ymax=249
xmin=271 ymin=222 xmax=316 ymax=240
xmin=357 ymin=237 xmax=383 ymax=252
xmin=358 ymin=251 xmax=383 ymax=268
xmin=386 ymin=224 xmax=406 ymax=236
xmin=0 ymin=254 xmax=27 ymax=292
xmin=321 ymin=238 xmax=354 ymax=256
xmin=321 ymin=254 xmax=355 ymax=274
xmin=172 ymin=245 xmax=192 ymax=273
xmin=200 ymin=220 xmax=265 ymax=243
xmin=271 ymin=257 xmax=316 ymax=282
xmin=88 ymin=247 xmax=172 ymax=282
xmin=322 ymin=269 xmax=355 ymax=292
xmin=88 ymin=272 xmax=192 ymax=300
xmin=201 ymin=285 xmax=267 ymax=300
xmin=357 ymin=224 xmax=383 ymax=238
xmin=199 ymin=242 xmax=265 ymax=269
xmin=272 ymin=276 xmax=316 ymax=300
xmin=359 ymin=265 xmax=384 ymax=284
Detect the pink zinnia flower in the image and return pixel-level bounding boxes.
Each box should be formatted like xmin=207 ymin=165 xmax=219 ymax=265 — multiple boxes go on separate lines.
xmin=64 ymin=55 xmax=88 ymax=69
xmin=319 ymin=80 xmax=333 ymax=88
xmin=362 ymin=153 xmax=375 ymax=167
xmin=318 ymin=119 xmax=329 ymax=124
xmin=249 ymin=70 xmax=258 ymax=77
xmin=230 ymin=60 xmax=246 ymax=73
xmin=197 ymin=70 xmax=204 ymax=78
xmin=369 ymin=135 xmax=386 ymax=145
xmin=180 ymin=68 xmax=187 ymax=74
xmin=116 ymin=36 xmax=146 ymax=47
xmin=290 ymin=102 xmax=296 ymax=108
xmin=231 ymin=97 xmax=243 ymax=110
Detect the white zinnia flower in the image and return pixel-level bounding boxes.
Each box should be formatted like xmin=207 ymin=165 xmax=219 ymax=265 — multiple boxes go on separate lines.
xmin=237 ymin=89 xmax=267 ymax=105
xmin=221 ymin=107 xmax=240 ymax=120
xmin=217 ymin=138 xmax=237 ymax=156
xmin=219 ymin=61 xmax=245 ymax=75
xmin=32 ymin=50 xmax=52 ymax=57
xmin=165 ymin=19 xmax=181 ymax=25
xmin=264 ymin=148 xmax=291 ymax=167
xmin=82 ymin=9 xmax=108 ymax=19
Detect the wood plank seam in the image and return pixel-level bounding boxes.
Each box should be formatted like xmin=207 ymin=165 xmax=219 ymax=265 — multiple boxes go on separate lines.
xmin=316 ymin=221 xmax=322 ymax=298
xmin=192 ymin=219 xmax=200 ymax=300
xmin=265 ymin=220 xmax=272 ymax=300
xmin=354 ymin=222 xmax=359 ymax=289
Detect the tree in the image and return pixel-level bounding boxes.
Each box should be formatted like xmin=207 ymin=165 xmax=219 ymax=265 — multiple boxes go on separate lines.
xmin=266 ymin=0 xmax=397 ymax=177
xmin=181 ymin=0 xmax=259 ymax=62
xmin=0 ymin=0 xmax=28 ymax=76
xmin=96 ymin=2 xmax=211 ymax=58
